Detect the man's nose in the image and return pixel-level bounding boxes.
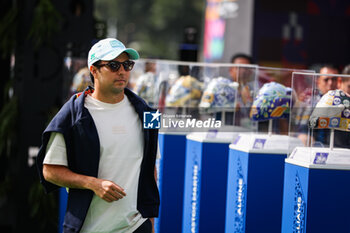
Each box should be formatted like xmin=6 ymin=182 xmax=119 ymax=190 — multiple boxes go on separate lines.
xmin=118 ymin=64 xmax=127 ymax=74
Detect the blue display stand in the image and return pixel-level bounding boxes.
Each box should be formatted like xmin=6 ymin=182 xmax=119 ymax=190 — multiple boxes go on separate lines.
xmin=281 ymin=148 xmax=350 ymax=233
xmin=224 ymin=134 xmax=298 ymax=233
xmin=182 ymin=132 xmax=236 ymax=233
xmin=155 ymin=132 xmax=187 ymax=233
xmin=58 ymin=187 xmax=68 ymax=233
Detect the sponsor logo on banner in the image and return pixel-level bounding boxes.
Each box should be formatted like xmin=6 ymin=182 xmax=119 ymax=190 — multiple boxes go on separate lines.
xmin=190 ymin=162 xmax=200 ymax=233
xmin=293 ymin=173 xmax=305 ymax=233
xmin=234 ymin=158 xmax=246 ymax=232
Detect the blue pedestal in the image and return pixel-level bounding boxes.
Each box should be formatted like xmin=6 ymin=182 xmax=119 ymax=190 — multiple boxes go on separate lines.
xmin=155 ymin=133 xmax=187 ymax=233
xmin=225 ymin=134 xmax=289 ymax=233
xmin=281 ymin=159 xmax=350 ymax=233
xmin=58 ymin=187 xmax=68 ymax=233
xmin=182 ymin=134 xmax=232 ymax=233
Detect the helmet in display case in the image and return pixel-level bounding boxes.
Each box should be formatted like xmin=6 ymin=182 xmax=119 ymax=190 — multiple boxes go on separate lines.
xmin=199 ymin=77 xmax=238 ymax=111
xmin=165 ymin=75 xmax=203 ymax=107
xmin=309 ymin=89 xmax=350 ymax=131
xmin=250 ymin=82 xmax=292 ymax=121
xmin=133 ymin=72 xmax=156 ymax=104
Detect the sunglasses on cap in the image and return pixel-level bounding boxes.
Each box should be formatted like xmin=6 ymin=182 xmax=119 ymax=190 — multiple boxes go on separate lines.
xmin=97 ymin=60 xmax=135 ymax=72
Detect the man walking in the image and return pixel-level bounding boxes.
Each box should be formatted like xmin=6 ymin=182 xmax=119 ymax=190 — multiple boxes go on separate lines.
xmin=36 ymin=38 xmax=159 ymax=233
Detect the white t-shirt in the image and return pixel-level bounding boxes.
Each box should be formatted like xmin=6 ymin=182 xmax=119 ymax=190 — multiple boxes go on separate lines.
xmin=44 ymin=94 xmax=147 ymax=233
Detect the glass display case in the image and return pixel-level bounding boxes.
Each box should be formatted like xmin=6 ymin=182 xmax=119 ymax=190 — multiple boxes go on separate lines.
xmin=254 ymin=66 xmax=315 ymax=135
xmin=145 ymin=60 xmax=260 ymax=233
xmin=130 ymin=59 xmax=318 ymax=144
xmin=232 ymin=67 xmax=315 ymax=151
xmin=282 ymin=71 xmax=350 ymax=233
xmin=223 ymin=67 xmax=315 ymax=233
xmin=130 ymin=59 xmax=159 ymax=107
xmin=131 ymin=59 xmax=261 ymax=138
xmin=288 ymin=72 xmax=350 ymax=167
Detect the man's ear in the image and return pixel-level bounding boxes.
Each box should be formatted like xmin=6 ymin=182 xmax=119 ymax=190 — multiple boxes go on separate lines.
xmin=90 ymin=66 xmax=97 ymax=76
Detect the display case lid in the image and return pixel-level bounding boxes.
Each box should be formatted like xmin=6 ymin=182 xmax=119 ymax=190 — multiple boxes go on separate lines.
xmin=186 ymin=131 xmax=240 ymax=143
xmin=229 ymin=133 xmax=303 ymax=154
xmin=248 ymin=66 xmax=314 ymax=136
xmin=286 ymin=146 xmax=350 ymax=170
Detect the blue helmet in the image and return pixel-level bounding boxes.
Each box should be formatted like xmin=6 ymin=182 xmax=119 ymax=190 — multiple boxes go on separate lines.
xmin=250 ymin=82 xmax=292 ymax=121
xmin=199 ymin=77 xmax=238 ymax=112
xmin=165 ymin=75 xmax=203 ymax=107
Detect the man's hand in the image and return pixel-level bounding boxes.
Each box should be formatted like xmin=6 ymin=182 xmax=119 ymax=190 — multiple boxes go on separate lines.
xmin=43 ymin=164 xmax=126 ymax=202
xmin=241 ymin=85 xmax=253 ymax=105
xmin=150 ymin=218 xmax=155 ymax=233
xmin=90 ymin=179 xmax=127 ymax=202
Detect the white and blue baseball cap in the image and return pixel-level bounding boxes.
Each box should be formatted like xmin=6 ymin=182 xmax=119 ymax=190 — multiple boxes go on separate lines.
xmin=88 ymin=38 xmax=139 ymax=69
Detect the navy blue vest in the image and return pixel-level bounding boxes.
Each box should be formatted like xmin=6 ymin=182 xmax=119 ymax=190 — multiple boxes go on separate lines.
xmin=36 ymin=87 xmax=160 ymax=232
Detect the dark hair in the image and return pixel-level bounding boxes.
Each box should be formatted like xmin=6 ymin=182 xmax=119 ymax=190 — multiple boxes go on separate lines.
xmin=340 ymin=64 xmax=350 ymax=82
xmin=89 ymin=73 xmax=94 ymax=84
xmin=145 ymin=61 xmax=156 ymax=72
xmin=319 ymin=64 xmax=339 ymax=73
xmin=231 ymin=53 xmax=254 ymax=64
xmin=342 ymin=64 xmax=350 ymax=75
xmin=89 ymin=60 xmax=102 ymax=84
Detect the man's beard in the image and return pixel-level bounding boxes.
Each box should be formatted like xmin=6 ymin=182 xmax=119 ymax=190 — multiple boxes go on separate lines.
xmin=111 ymin=86 xmax=125 ymax=95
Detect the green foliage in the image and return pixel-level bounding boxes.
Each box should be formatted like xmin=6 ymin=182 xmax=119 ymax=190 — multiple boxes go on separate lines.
xmin=0 ymin=1 xmax=61 ymax=231
xmin=0 ymin=6 xmax=18 ymax=58
xmin=0 ymin=81 xmax=18 ymax=158
xmin=27 ymin=0 xmax=62 ymax=49
xmin=94 ymin=0 xmax=205 ymax=59
xmin=28 ymin=182 xmax=58 ymax=231
xmin=0 ymin=173 xmax=12 ymax=199
xmin=0 ymin=80 xmax=18 ymax=219
xmin=150 ymin=0 xmax=184 ymax=30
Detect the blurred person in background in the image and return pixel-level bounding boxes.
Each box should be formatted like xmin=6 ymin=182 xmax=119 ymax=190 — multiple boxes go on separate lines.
xmin=36 ymin=38 xmax=159 ymax=233
xmin=229 ymin=53 xmax=254 ymax=82
xmin=338 ymin=64 xmax=350 ymax=94
xmin=317 ymin=64 xmax=339 ymax=95
xmin=70 ymin=67 xmax=93 ymax=95
xmin=331 ymin=64 xmax=350 ymax=149
xmin=297 ymin=64 xmax=340 ymax=146
xmin=311 ymin=64 xmax=339 ymax=144
xmin=226 ymin=53 xmax=255 ymax=126
xmin=133 ymin=61 xmax=157 ymax=106
xmin=230 ymin=53 xmax=254 ymax=65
